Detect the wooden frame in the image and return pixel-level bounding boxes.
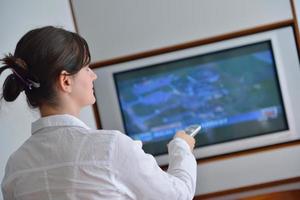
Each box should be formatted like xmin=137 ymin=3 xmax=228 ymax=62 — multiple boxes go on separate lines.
xmin=194 ymin=177 xmax=300 ymax=200
xmin=90 ymin=19 xmax=300 ymax=159
xmin=90 ymin=19 xmax=297 ymax=130
xmin=90 ymin=18 xmax=300 ymax=167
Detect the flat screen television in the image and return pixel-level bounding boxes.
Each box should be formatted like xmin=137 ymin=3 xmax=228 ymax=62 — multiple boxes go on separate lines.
xmin=93 ymin=26 xmax=300 ymax=166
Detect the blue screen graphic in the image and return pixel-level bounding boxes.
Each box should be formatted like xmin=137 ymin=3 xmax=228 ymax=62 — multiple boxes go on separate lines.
xmin=114 ymin=41 xmax=288 ymax=156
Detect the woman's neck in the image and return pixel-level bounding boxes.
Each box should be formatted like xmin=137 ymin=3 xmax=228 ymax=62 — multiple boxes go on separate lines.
xmin=39 ymin=103 xmax=80 ymax=118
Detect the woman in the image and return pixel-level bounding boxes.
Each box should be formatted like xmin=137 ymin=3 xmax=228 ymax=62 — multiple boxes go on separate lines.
xmin=1 ymin=26 xmax=197 ymax=200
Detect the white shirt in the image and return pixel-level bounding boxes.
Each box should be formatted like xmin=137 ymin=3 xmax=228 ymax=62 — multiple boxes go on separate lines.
xmin=2 ymin=114 xmax=197 ymax=200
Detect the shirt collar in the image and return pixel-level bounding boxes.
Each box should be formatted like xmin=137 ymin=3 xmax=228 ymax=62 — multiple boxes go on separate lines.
xmin=31 ymin=114 xmax=90 ymax=135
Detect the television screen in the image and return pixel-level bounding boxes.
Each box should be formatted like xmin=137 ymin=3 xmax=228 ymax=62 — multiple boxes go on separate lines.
xmin=113 ymin=41 xmax=288 ymax=156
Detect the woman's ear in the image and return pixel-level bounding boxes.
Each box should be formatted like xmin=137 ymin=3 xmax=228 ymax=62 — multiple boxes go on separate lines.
xmin=58 ymin=70 xmax=73 ymax=93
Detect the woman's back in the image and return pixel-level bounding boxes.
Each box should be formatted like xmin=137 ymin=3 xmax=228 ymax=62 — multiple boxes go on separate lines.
xmin=2 ymin=114 xmax=196 ymax=200
xmin=2 ymin=115 xmax=126 ymax=199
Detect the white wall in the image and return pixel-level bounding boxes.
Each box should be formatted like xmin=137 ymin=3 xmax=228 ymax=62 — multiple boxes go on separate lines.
xmin=0 ymin=0 xmax=96 ymax=199
xmin=71 ymin=0 xmax=300 ymax=196
xmin=72 ymin=0 xmax=292 ymax=62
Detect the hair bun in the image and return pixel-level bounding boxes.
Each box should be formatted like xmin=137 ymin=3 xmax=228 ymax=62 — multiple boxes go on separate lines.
xmin=2 ymin=74 xmax=25 ymax=102
xmin=0 ymin=54 xmax=35 ymax=102
xmin=1 ymin=54 xmax=40 ymax=92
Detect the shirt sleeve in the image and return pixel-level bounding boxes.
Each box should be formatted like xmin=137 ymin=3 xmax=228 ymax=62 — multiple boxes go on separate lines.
xmin=112 ymin=132 xmax=197 ymax=200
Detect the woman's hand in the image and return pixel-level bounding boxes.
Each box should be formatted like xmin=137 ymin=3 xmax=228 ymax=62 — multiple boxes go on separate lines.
xmin=174 ymin=131 xmax=195 ymax=151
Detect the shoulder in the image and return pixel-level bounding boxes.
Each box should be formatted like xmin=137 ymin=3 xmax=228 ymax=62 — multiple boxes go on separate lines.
xmin=63 ymin=127 xmax=125 ymax=142
xmin=112 ymin=130 xmax=142 ymax=151
xmin=75 ymin=129 xmax=136 ymax=161
xmin=3 ymin=136 xmax=34 ymax=175
xmin=82 ymin=129 xmax=129 ymax=142
xmin=112 ymin=131 xmax=147 ymax=166
xmin=83 ymin=129 xmax=136 ymax=145
xmin=1 ymin=146 xmax=27 ymax=187
xmin=94 ymin=129 xmax=141 ymax=154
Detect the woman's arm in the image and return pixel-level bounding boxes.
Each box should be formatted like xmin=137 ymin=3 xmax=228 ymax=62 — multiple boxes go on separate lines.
xmin=112 ymin=131 xmax=197 ymax=200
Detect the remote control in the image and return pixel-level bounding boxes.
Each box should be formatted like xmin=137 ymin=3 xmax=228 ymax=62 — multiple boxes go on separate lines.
xmin=184 ymin=124 xmax=201 ymax=137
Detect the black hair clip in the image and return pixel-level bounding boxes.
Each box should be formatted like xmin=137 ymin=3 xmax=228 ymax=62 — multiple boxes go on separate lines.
xmin=11 ymin=68 xmax=40 ymax=90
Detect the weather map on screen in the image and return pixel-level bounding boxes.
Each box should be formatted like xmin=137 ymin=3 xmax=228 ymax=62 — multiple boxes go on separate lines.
xmin=114 ymin=41 xmax=288 ymax=156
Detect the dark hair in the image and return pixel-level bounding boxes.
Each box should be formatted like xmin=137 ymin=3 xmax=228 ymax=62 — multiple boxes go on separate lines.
xmin=0 ymin=26 xmax=91 ymax=108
